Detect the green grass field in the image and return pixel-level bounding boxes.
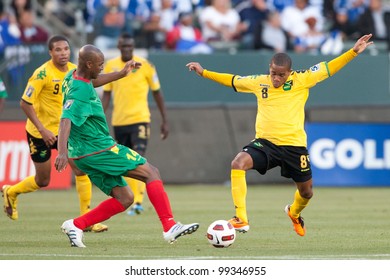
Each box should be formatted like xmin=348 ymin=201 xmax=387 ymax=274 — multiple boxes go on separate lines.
xmin=0 ymin=184 xmax=389 ymax=260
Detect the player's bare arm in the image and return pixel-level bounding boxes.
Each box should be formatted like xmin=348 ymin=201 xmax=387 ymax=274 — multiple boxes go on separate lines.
xmin=92 ymin=60 xmax=142 ymax=87
xmin=55 ymin=118 xmax=71 ymax=172
xmin=152 ymin=90 xmax=169 ymax=140
xmin=101 ymin=90 xmax=111 ymax=112
xmin=186 ymin=62 xmax=204 ymax=76
xmin=20 ymin=99 xmax=57 ymax=147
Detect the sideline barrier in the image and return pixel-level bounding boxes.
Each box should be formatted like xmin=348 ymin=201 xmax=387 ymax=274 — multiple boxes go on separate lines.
xmin=2 ymin=105 xmax=389 ymax=186
xmin=0 ymin=121 xmax=72 ymax=189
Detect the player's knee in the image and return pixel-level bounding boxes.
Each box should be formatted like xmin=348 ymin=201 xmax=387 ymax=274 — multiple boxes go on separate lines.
xmin=300 ymin=188 xmax=313 ymax=199
xmin=35 ymin=177 xmax=50 ymax=187
xmin=231 ymin=159 xmax=245 ymax=170
xmin=231 ymin=152 xmax=253 ymax=170
xmin=147 ymin=163 xmax=161 ymax=181
xmin=122 ymin=192 xmax=135 ymax=209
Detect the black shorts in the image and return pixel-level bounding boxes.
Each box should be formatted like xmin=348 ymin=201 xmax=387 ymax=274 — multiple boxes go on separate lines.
xmin=27 ymin=132 xmax=57 ymax=163
xmin=113 ymin=123 xmax=150 ymax=156
xmin=243 ymin=138 xmax=312 ymax=183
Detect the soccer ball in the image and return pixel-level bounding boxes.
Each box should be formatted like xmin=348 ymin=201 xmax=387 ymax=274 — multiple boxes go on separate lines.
xmin=206 ymin=220 xmax=236 ymax=248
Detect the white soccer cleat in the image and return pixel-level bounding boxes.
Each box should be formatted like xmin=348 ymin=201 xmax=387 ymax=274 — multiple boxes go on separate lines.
xmin=163 ymin=222 xmax=199 ymax=244
xmin=61 ymin=219 xmax=86 ymax=248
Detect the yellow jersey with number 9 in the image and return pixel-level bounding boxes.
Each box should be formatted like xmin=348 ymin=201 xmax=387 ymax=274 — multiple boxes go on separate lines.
xmin=21 ymin=60 xmax=76 ymax=138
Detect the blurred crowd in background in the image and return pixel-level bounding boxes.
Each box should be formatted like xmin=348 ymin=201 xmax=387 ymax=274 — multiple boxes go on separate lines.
xmin=1 ymin=0 xmax=390 ymax=57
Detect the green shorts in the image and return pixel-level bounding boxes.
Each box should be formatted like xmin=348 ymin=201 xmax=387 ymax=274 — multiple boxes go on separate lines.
xmin=74 ymin=144 xmax=147 ymax=195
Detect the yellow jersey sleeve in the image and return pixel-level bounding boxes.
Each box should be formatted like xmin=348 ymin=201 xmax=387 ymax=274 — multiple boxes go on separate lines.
xmin=328 ymin=48 xmax=358 ymax=76
xmin=232 ymin=74 xmax=262 ymax=93
xmin=21 ymin=66 xmax=47 ymax=105
xmin=292 ymin=61 xmax=331 ymax=89
xmin=145 ymin=61 xmax=161 ymax=91
xmin=203 ymin=69 xmax=234 ymax=87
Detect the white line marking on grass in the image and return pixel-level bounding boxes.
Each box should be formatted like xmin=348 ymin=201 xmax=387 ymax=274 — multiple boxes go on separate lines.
xmin=1 ymin=253 xmax=390 ymax=259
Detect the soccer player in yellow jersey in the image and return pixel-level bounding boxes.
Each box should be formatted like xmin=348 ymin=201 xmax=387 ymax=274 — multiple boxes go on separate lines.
xmin=186 ymin=34 xmax=373 ymax=236
xmin=102 ymin=33 xmax=169 ymax=216
xmin=1 ymin=35 xmax=132 ymax=232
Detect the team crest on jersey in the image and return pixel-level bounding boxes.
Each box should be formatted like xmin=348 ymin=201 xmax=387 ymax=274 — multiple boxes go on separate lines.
xmin=63 ymin=100 xmax=74 ymax=110
xmin=25 ymin=85 xmax=34 ymax=97
xmin=283 ymin=80 xmax=293 ymax=91
xmin=310 ymin=64 xmax=320 ymax=72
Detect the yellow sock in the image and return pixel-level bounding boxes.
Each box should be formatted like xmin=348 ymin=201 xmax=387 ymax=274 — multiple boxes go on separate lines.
xmin=231 ymin=169 xmax=248 ymax=223
xmin=124 ymin=177 xmax=144 ymax=204
xmin=75 ymin=175 xmax=92 ymax=215
xmin=7 ymin=175 xmax=40 ymax=198
xmin=290 ymin=189 xmax=310 ymax=218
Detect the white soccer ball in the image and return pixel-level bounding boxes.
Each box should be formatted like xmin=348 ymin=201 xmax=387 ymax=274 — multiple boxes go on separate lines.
xmin=206 ymin=220 xmax=236 ymax=248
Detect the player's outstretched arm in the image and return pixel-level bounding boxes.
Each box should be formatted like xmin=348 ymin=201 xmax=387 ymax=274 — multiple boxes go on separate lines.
xmin=186 ymin=62 xmax=235 ymax=87
xmin=327 ymin=34 xmax=373 ymax=76
xmin=352 ymin=34 xmax=373 ymax=54
xmin=92 ymin=60 xmax=142 ymax=87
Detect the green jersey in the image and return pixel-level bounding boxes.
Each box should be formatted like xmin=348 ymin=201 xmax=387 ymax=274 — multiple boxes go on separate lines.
xmin=61 ymin=70 xmax=116 ymax=159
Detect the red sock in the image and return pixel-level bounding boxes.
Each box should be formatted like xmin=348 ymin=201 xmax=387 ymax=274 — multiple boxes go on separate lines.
xmin=73 ymin=198 xmax=125 ymax=229
xmin=146 ymin=180 xmax=176 ymax=232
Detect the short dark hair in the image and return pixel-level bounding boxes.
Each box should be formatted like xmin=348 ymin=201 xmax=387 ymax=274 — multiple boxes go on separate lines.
xmin=271 ymin=53 xmax=292 ymax=69
xmin=47 ymin=35 xmax=70 ymax=50
xmin=120 ymin=32 xmax=133 ymax=40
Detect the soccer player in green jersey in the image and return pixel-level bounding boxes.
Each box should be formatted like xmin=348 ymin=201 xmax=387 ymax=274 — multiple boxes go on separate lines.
xmin=102 ymin=33 xmax=169 ymax=216
xmin=186 ymin=34 xmax=373 ymax=237
xmin=55 ymin=45 xmax=199 ymax=247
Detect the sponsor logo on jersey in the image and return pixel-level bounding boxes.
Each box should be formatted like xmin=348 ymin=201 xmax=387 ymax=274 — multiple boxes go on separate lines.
xmin=52 ymin=79 xmax=61 ymax=83
xmin=259 ymin=83 xmax=270 ymax=87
